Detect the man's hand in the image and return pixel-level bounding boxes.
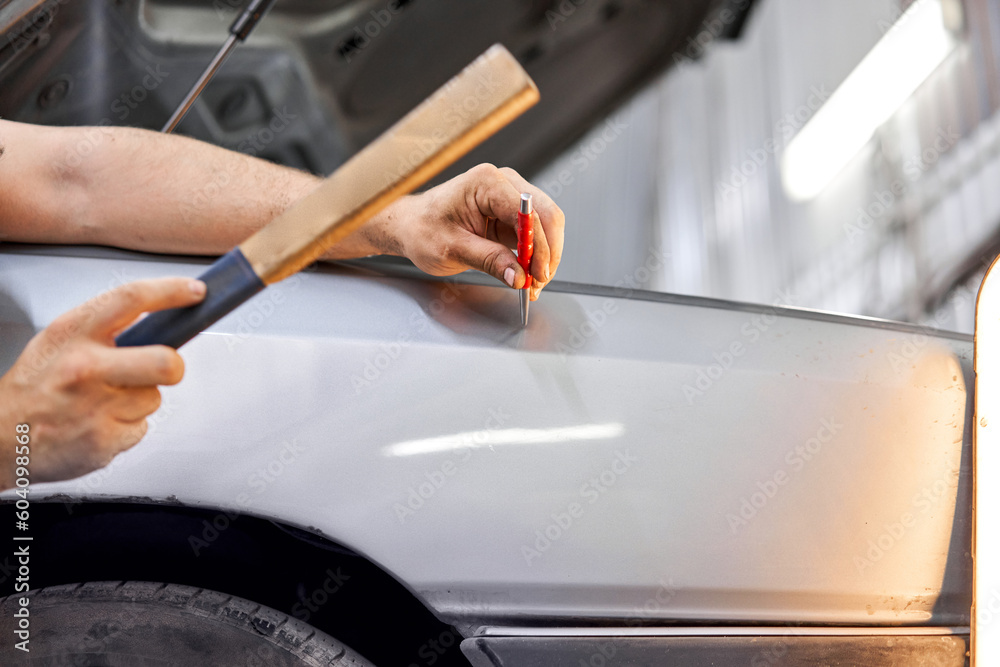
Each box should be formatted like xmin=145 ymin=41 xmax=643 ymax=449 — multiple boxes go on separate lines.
xmin=0 ymin=123 xmax=565 ymax=297
xmin=358 ymin=164 xmax=565 ymax=301
xmin=0 ymin=277 xmax=206 ymax=491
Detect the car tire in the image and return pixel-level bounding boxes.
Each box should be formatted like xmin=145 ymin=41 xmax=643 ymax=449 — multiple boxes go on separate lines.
xmin=0 ymin=581 xmax=376 ymax=666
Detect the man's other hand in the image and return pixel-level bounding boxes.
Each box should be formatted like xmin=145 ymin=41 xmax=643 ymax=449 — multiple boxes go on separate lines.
xmin=0 ymin=277 xmax=206 ymax=491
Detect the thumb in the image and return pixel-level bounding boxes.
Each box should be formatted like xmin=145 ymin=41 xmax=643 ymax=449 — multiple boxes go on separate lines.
xmin=449 ymin=233 xmax=525 ymax=288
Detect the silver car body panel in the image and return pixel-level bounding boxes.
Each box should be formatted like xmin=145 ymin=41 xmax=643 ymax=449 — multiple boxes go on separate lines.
xmin=0 ymin=245 xmax=973 ymax=629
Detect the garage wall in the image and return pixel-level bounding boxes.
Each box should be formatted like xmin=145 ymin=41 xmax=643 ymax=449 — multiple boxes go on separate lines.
xmin=537 ymin=0 xmax=1000 ymax=333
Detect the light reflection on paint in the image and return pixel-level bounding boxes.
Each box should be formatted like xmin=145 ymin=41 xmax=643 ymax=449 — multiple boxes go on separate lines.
xmin=383 ymin=422 xmax=625 ymax=457
xmin=974 ymin=255 xmax=1000 ymax=666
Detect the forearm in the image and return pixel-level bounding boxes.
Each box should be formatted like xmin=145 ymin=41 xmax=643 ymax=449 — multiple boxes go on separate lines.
xmin=0 ymin=121 xmax=400 ymax=260
xmin=0 ymin=121 xmax=565 ymax=293
xmin=0 ymin=372 xmax=26 ymax=493
xmin=75 ymin=125 xmax=323 ymax=255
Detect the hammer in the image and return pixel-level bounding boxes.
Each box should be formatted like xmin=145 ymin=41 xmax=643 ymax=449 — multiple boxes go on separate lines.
xmin=117 ymin=44 xmax=539 ymax=348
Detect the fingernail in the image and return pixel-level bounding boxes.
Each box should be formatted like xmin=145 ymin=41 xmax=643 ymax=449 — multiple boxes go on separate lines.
xmin=190 ymin=280 xmax=206 ymax=297
xmin=504 ymin=267 xmax=516 ymax=287
xmin=544 ymin=266 xmax=551 ymax=282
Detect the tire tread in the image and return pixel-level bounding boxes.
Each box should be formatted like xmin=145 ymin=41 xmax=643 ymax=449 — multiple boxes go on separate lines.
xmin=0 ymin=581 xmax=372 ymax=666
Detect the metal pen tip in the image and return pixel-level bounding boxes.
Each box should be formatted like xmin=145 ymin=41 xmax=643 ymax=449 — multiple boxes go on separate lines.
xmin=520 ymin=193 xmax=533 ymax=216
xmin=520 ymin=289 xmax=529 ymax=327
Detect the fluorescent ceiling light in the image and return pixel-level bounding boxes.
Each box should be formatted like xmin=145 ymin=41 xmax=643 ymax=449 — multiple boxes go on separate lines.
xmin=781 ymin=0 xmax=958 ymax=201
xmin=383 ymin=422 xmax=625 ymax=457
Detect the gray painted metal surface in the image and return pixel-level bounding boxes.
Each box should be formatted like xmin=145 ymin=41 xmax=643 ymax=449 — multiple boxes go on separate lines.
xmin=0 ymin=245 xmax=973 ymax=629
xmin=460 ymin=634 xmax=969 ymax=667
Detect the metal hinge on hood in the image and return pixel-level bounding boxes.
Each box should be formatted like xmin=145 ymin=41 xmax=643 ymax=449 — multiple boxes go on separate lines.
xmin=0 ymin=0 xmax=56 ymax=78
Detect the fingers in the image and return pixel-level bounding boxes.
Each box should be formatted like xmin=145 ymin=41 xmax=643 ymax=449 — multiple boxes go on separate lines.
xmin=83 ymin=398 xmax=158 ymax=471
xmin=498 ymin=167 xmax=564 ymax=284
xmin=467 ymin=165 xmax=565 ymax=289
xmin=530 ymin=278 xmax=543 ymax=302
xmin=472 ymin=168 xmax=549 ymax=285
xmin=108 ymin=418 xmax=149 ymax=454
xmin=494 ymin=168 xmax=549 ymax=282
xmin=447 ymin=233 xmax=524 ymax=288
xmin=96 ymin=345 xmax=185 ymax=387
xmin=107 ymin=386 xmax=162 ymax=422
xmin=4 ymin=278 xmax=195 ymax=489
xmin=77 ymin=277 xmax=207 ymax=339
xmin=484 ymin=216 xmax=518 ymax=249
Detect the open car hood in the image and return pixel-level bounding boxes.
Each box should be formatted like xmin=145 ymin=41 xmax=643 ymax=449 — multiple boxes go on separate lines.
xmin=0 ymin=0 xmax=732 ymax=177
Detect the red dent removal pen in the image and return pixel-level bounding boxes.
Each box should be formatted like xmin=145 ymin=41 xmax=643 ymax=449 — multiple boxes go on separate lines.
xmin=517 ymin=193 xmax=534 ymax=327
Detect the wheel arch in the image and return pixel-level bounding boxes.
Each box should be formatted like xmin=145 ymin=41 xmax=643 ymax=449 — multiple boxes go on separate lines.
xmin=1 ymin=499 xmax=469 ymax=666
